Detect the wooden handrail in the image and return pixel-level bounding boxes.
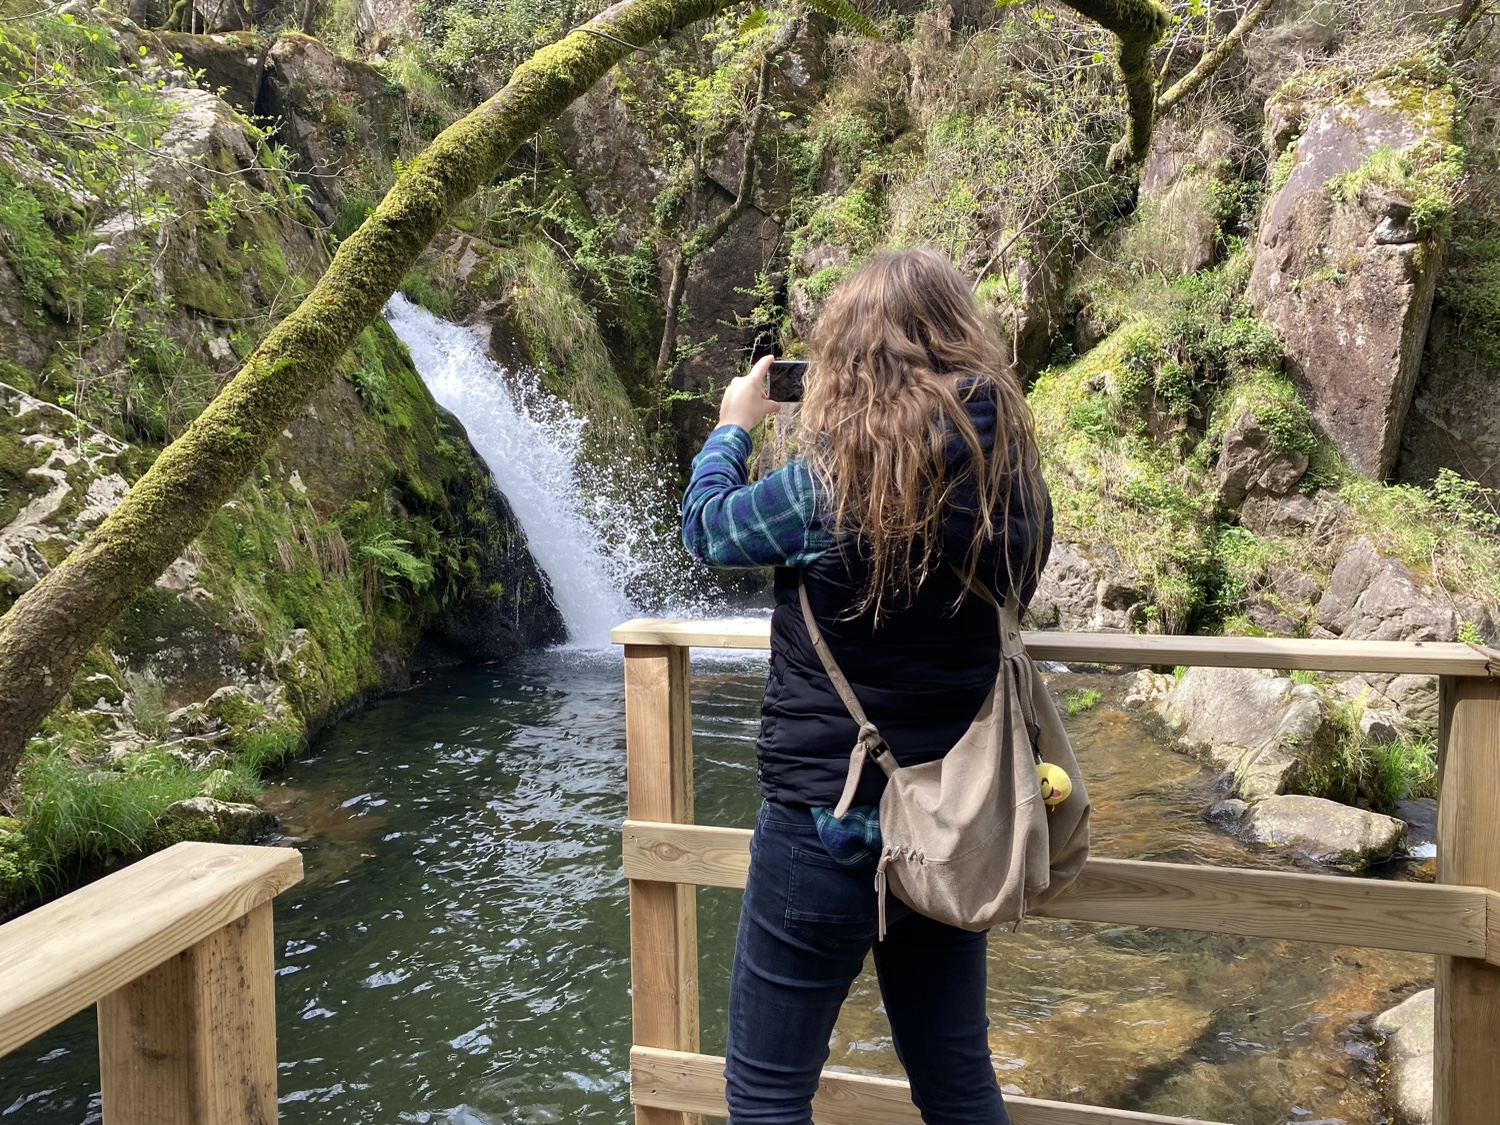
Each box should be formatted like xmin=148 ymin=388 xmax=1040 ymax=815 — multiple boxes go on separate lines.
xmin=621 ymin=820 xmax=1500 ymax=963
xmin=631 ymin=1046 xmax=1231 ymax=1125
xmin=0 ymin=841 xmax=302 ymax=1124
xmin=613 ymin=618 xmax=1500 ymax=676
xmin=616 ymin=625 xmax=1500 ymax=1121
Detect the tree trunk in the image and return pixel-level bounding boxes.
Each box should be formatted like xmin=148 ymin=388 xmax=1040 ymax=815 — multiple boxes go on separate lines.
xmin=0 ymin=0 xmax=732 ymax=789
xmin=1057 ymin=0 xmax=1171 ymax=168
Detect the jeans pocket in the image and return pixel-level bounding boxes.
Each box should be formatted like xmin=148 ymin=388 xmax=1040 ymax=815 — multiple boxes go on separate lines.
xmin=784 ymin=845 xmax=878 ymax=950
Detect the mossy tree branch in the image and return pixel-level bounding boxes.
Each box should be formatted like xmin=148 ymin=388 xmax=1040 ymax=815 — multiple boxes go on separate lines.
xmin=1057 ymin=0 xmax=1171 ymax=168
xmin=0 ymin=0 xmax=734 ymax=790
xmin=1157 ymin=0 xmax=1282 ymax=115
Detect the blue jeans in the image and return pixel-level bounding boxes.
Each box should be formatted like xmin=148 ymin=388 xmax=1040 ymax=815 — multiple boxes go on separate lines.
xmin=724 ymin=801 xmax=1011 ymax=1125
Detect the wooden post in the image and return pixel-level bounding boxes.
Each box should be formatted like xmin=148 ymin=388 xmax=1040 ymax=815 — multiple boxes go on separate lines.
xmin=1434 ymin=673 xmax=1500 ymax=1124
xmin=98 ymin=899 xmax=280 ymax=1125
xmin=624 ymin=643 xmax=700 ymax=1125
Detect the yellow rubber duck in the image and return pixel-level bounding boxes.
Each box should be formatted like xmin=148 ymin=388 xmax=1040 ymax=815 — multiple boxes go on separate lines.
xmin=1037 ymin=762 xmax=1072 ymax=807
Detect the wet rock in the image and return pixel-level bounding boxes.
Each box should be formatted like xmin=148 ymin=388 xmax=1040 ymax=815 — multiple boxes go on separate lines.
xmin=1024 ymin=541 xmax=1145 ymax=633
xmin=154 ymin=796 xmax=276 ymax=844
xmin=1204 ymin=798 xmax=1250 ymax=829
xmin=1374 ymin=988 xmax=1434 ymax=1125
xmin=1217 ymin=410 xmax=1309 ymax=512
xmin=1395 ymin=798 xmax=1436 ymax=853
xmin=1247 ymin=82 xmax=1455 ymax=479
xmin=1239 ymin=794 xmax=1405 ymax=868
xmin=1316 ymin=537 xmax=1497 ymax=643
xmin=1157 ymin=666 xmax=1334 ymax=800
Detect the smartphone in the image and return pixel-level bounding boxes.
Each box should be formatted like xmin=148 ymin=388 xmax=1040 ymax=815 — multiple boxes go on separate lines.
xmin=763 ymin=359 xmax=809 ymax=403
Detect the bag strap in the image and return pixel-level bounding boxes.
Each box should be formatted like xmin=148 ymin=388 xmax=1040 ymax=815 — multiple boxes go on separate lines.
xmin=798 ymin=580 xmax=894 ymax=817
xmin=797 ymin=568 xmax=1021 ymax=818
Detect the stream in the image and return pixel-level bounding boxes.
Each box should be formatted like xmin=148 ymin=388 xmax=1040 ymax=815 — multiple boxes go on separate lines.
xmin=0 ymin=300 xmax=1431 ymax=1124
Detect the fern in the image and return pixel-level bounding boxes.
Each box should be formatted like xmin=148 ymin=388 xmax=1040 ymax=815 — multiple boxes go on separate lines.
xmin=359 ymin=530 xmax=435 ymax=595
xmin=795 ymin=0 xmax=879 ymax=37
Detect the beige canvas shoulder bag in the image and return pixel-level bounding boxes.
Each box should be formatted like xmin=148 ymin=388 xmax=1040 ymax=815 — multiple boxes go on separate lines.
xmin=798 ymin=576 xmax=1090 ymax=938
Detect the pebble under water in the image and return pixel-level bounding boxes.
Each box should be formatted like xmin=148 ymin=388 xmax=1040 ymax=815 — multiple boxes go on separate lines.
xmin=0 ymin=650 xmax=1429 ymax=1124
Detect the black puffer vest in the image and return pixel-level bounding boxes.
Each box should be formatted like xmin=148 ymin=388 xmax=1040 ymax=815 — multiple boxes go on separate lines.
xmin=755 ymin=387 xmax=1053 ymax=809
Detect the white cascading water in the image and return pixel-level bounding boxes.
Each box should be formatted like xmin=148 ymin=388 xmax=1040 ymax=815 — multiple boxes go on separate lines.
xmin=384 ymin=295 xmax=638 ymax=649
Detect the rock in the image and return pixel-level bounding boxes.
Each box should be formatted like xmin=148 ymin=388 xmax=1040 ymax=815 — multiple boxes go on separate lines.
xmin=1333 ymin=672 xmax=1438 ymax=743
xmin=1024 ymin=541 xmax=1146 ymax=633
xmin=1156 ymin=666 xmax=1334 ymax=800
xmin=259 ymin=34 xmax=403 ymax=211
xmin=1247 ymin=82 xmax=1455 ymax=479
xmin=1374 ymin=988 xmax=1434 ymax=1125
xmin=1217 ymin=410 xmax=1309 ymax=511
xmin=1204 ymin=798 xmax=1250 ymax=829
xmin=1395 ymin=798 xmax=1437 ymax=851
xmin=154 ymin=797 xmax=276 ymax=844
xmin=1121 ymin=669 xmax=1174 ymax=708
xmin=1398 ymin=305 xmax=1500 ymax=492
xmin=1316 ymin=537 xmax=1496 ymax=643
xmin=1135 ymin=122 xmax=1237 ymax=276
xmin=1239 ymin=794 xmax=1405 ymax=868
xmin=144 ymin=30 xmax=267 ymax=114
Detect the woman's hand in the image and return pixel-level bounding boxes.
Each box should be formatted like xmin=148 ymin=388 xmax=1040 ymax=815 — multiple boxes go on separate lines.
xmin=718 ymin=355 xmax=780 ymax=432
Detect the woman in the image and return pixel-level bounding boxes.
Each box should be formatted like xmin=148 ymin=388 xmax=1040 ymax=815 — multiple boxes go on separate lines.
xmin=681 ymin=247 xmax=1053 ymax=1125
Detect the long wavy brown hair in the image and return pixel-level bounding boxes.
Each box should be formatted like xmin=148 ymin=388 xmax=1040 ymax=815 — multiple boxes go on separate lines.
xmin=798 ymin=247 xmax=1046 ymax=617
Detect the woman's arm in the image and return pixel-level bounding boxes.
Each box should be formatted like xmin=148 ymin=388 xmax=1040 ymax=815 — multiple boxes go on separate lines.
xmin=681 ymin=425 xmax=832 ymax=568
xmin=680 ymin=360 xmax=833 ymax=568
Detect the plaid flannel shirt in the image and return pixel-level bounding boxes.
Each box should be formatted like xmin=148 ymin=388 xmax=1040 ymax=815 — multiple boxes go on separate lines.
xmin=681 ymin=423 xmax=879 ymax=865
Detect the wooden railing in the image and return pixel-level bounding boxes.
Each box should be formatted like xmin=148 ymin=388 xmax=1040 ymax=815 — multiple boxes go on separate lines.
xmin=0 ymin=841 xmax=303 ymax=1125
xmin=612 ymin=618 xmax=1500 ymax=1125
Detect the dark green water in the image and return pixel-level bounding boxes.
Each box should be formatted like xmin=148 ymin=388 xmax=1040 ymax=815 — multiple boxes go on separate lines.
xmin=0 ymin=651 xmax=1429 ymax=1124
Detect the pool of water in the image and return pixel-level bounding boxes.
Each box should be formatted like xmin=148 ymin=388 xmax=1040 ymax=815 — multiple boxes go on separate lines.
xmin=0 ymin=650 xmax=1429 ymax=1123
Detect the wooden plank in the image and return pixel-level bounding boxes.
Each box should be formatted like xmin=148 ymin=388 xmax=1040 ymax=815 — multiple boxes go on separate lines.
xmin=630 ymin=1046 xmax=1229 ymax=1125
xmin=98 ymin=900 xmax=279 ymax=1125
xmin=622 ymin=820 xmax=1500 ymax=962
xmin=0 ymin=842 xmax=302 ymax=1058
xmin=1434 ymin=674 xmax=1500 ymax=1123
xmin=611 ymin=618 xmax=1500 ymax=677
xmin=625 ymin=644 xmax=700 ymax=1125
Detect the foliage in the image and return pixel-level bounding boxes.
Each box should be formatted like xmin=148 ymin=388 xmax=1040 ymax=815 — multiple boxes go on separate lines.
xmin=1325 ymin=140 xmax=1465 ymax=235
xmin=1308 ymin=698 xmax=1438 ymax=813
xmin=1065 ymin=689 xmax=1102 ymax=716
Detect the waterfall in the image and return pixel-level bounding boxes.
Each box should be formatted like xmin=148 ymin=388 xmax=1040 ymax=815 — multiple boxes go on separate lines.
xmin=384 ymin=295 xmax=638 ymax=649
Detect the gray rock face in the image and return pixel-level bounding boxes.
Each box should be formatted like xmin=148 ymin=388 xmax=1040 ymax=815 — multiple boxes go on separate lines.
xmin=1217 ymin=410 xmax=1309 ymax=511
xmin=1399 ymin=305 xmax=1500 ymax=492
xmin=1374 ymin=988 xmax=1434 ymax=1125
xmin=1238 ymin=794 xmax=1406 ymax=868
xmin=1247 ymin=85 xmax=1454 ymax=479
xmin=1024 ymin=541 xmax=1145 ymax=633
xmin=1156 ymin=666 xmax=1333 ymax=800
xmin=1316 ymin=537 xmax=1497 ymax=643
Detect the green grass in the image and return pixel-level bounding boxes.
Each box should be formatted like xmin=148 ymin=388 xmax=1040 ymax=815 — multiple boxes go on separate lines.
xmin=1065 ymin=689 xmax=1102 ymax=717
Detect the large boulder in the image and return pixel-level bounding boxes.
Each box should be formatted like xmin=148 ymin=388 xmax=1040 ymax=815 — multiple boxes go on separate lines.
xmin=1135 ymin=121 xmax=1238 ymax=276
xmin=1156 ymin=666 xmax=1334 ymax=799
xmin=1235 ymin=793 xmax=1406 ymax=868
xmin=1374 ymin=988 xmax=1434 ymax=1125
xmin=1247 ymin=81 xmax=1456 ymax=479
xmin=1024 ymin=540 xmax=1146 ymax=633
xmin=1315 ymin=536 xmax=1496 ymax=643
